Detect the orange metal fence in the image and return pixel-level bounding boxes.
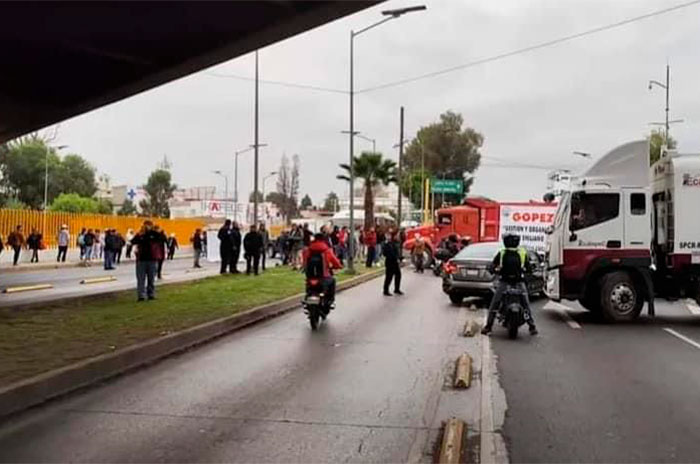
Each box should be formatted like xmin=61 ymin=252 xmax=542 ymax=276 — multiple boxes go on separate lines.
xmin=0 ymin=209 xmax=204 ymax=248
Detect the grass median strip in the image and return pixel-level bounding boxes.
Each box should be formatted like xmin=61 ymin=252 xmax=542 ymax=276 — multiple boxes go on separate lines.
xmin=0 ymin=266 xmax=376 ymax=388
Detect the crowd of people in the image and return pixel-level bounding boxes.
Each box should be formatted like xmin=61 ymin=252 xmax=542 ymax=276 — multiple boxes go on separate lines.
xmin=1 ymin=224 xmax=181 ymax=272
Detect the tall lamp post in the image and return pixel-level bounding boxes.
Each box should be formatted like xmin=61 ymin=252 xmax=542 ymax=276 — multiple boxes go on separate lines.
xmin=212 ymin=170 xmax=229 ymax=217
xmin=43 ymin=144 xmax=68 ymax=235
xmin=356 ymin=133 xmax=376 ymax=153
xmin=648 ymin=65 xmax=675 ymax=143
xmin=347 ymin=4 xmax=426 ymax=271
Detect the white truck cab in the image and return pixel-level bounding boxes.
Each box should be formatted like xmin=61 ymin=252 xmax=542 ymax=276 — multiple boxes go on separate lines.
xmin=546 ymin=140 xmax=700 ymax=321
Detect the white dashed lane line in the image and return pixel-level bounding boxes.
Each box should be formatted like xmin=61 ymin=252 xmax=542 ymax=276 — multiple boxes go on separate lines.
xmin=542 ymin=301 xmax=582 ymax=329
xmin=663 ymin=328 xmax=700 ymax=351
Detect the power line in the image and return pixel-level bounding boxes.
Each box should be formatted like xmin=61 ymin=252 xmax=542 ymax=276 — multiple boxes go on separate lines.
xmin=206 ymin=72 xmax=346 ymax=95
xmin=357 ymin=0 xmax=700 ymax=94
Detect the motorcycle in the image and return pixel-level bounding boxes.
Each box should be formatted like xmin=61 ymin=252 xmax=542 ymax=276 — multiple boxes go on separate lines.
xmin=302 ymin=278 xmax=331 ymax=330
xmin=496 ymin=283 xmax=527 ymax=339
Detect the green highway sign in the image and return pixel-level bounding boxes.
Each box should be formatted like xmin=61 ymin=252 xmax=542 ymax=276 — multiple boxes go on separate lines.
xmin=431 ymin=179 xmax=463 ymax=194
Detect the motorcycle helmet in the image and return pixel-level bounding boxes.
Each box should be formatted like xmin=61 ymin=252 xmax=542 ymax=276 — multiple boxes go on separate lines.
xmin=502 ymin=233 xmax=520 ymax=248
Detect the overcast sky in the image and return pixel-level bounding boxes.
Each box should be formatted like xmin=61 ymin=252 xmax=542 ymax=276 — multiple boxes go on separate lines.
xmin=50 ymin=0 xmax=700 ymax=205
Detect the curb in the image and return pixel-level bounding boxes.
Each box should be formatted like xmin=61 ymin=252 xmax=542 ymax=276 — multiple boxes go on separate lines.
xmin=0 ymin=269 xmax=383 ymax=418
xmin=0 ymin=252 xmax=194 ymax=274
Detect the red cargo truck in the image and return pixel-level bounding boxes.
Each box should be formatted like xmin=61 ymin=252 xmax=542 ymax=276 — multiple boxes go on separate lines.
xmin=403 ymin=199 xmax=556 ymax=264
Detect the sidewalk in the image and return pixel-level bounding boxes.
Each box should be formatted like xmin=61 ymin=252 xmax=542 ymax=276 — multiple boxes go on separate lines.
xmin=0 ymin=246 xmax=195 ymax=273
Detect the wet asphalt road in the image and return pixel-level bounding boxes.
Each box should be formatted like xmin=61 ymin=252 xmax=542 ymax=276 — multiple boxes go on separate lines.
xmin=0 ymin=271 xmax=482 ymax=463
xmin=494 ymin=297 xmax=700 ymax=463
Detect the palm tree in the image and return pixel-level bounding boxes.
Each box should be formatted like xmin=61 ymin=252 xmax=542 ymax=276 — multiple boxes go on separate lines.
xmin=337 ymin=151 xmax=397 ymax=229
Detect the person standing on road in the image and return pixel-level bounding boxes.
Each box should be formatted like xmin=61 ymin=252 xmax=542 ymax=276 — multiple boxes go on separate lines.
xmin=83 ymin=229 xmax=95 ymax=264
xmin=259 ymin=223 xmax=270 ymax=271
xmin=77 ymin=228 xmax=86 ymax=261
xmin=191 ymin=228 xmax=203 ymax=268
xmin=115 ymin=230 xmax=125 ymax=264
xmin=27 ymin=228 xmax=42 ymax=263
xmin=217 ymin=219 xmax=234 ymax=274
xmin=7 ymin=225 xmax=25 ymax=266
xmin=125 ymin=228 xmax=135 ymax=259
xmin=103 ymin=229 xmax=117 ymax=270
xmin=131 ymin=220 xmax=159 ymax=301
xmin=153 ymin=225 xmax=167 ymax=279
xmin=57 ymin=225 xmax=70 ymax=262
xmin=231 ymin=222 xmax=242 ymax=273
xmin=95 ymin=229 xmax=103 ymax=260
xmin=166 ymin=233 xmax=178 ymax=260
xmin=364 ymin=227 xmax=377 ymax=268
xmin=244 ymin=224 xmax=263 ymax=276
xmin=382 ymin=229 xmax=403 ymax=296
xmin=412 ymin=235 xmax=426 ymax=273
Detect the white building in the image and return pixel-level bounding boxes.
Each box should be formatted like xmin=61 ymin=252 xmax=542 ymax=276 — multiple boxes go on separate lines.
xmin=338 ymin=181 xmax=413 ymax=215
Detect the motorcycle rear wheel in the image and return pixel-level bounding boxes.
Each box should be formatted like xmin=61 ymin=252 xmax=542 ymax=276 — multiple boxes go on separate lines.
xmin=309 ymin=309 xmax=320 ymax=330
xmin=507 ymin=317 xmax=519 ymax=339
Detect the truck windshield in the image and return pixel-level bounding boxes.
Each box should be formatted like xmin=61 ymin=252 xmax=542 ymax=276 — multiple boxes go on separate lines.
xmin=437 ymin=214 xmax=452 ymax=226
xmin=570 ymin=191 xmax=620 ymax=231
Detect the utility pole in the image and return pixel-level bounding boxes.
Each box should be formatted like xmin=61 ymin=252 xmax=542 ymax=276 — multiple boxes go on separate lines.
xmin=649 ymin=64 xmax=674 ymax=144
xmin=253 ymin=49 xmax=260 ymax=226
xmin=397 ymin=106 xmax=404 ymax=226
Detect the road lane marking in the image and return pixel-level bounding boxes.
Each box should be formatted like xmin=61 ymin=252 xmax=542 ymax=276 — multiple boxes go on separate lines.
xmin=663 ymin=328 xmax=700 ymax=351
xmin=685 ymin=299 xmax=700 ymax=316
xmin=542 ymin=301 xmax=582 ymax=329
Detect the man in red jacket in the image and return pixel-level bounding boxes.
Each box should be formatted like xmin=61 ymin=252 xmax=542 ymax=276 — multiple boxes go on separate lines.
xmin=303 ymin=233 xmax=343 ymax=305
xmin=364 ymin=227 xmax=378 ymax=268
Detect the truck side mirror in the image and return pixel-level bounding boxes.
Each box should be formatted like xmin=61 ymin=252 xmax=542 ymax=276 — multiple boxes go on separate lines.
xmin=569 ymin=232 xmax=577 ymax=242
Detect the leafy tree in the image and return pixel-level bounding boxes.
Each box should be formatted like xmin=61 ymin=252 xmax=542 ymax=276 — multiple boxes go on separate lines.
xmin=50 ymin=193 xmax=100 ymax=213
xmin=97 ymin=199 xmax=114 ymax=215
xmin=53 ymin=154 xmax=97 ymax=199
xmin=0 ymin=135 xmax=97 ymax=209
xmin=266 ymin=192 xmax=287 ymax=211
xmin=322 ymin=192 xmax=339 ymax=212
xmin=140 ymin=169 xmax=176 ymax=218
xmin=117 ymin=199 xmax=138 ymax=216
xmin=249 ymin=190 xmax=264 ymax=203
xmin=300 ymin=194 xmax=313 ymax=210
xmin=404 ymin=110 xmax=483 ymax=205
xmin=337 ymin=152 xmax=397 ymax=229
xmin=649 ymin=128 xmax=677 ymax=166
xmin=3 ymin=197 xmax=29 ymax=210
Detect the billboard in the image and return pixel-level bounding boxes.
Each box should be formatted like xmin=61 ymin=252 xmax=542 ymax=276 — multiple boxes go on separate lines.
xmin=498 ymin=204 xmax=557 ymax=253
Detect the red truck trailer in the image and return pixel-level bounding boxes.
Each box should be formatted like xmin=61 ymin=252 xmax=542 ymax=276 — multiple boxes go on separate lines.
xmin=403 ymin=199 xmax=556 ymax=263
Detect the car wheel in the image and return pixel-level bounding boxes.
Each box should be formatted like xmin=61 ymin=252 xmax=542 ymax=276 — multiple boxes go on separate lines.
xmin=449 ymin=293 xmax=463 ymax=305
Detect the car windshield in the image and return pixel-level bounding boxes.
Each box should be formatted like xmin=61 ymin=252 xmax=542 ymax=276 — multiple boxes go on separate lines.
xmin=454 ymin=242 xmax=501 ymax=260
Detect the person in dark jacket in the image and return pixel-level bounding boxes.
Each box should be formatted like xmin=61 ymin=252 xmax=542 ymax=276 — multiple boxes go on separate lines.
xmin=103 ymin=229 xmax=118 ymax=270
xmin=153 ymin=226 xmax=167 ymax=279
xmin=115 ymin=231 xmax=126 ymax=264
xmin=243 ymin=224 xmax=263 ymax=276
xmin=218 ymin=220 xmax=233 ymax=274
xmin=191 ymin=228 xmax=203 ymax=268
xmin=27 ymin=228 xmax=42 ymax=263
xmin=382 ymin=229 xmax=403 ymax=296
xmin=259 ymin=223 xmax=270 ymax=271
xmin=231 ymin=222 xmax=242 ymax=273
xmin=166 ymin=233 xmax=178 ymax=260
xmin=131 ymin=220 xmax=160 ymax=301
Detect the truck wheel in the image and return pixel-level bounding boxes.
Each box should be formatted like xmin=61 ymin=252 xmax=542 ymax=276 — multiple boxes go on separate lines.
xmin=599 ymin=271 xmax=643 ymax=322
xmin=449 ymin=293 xmax=463 ymax=305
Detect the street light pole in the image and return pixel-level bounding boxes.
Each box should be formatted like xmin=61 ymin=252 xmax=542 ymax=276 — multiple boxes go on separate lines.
xmin=356 ymin=133 xmax=376 ymax=153
xmin=347 ymin=4 xmax=426 ymax=272
xmin=254 ymin=49 xmax=260 ymax=226
xmin=213 ymin=170 xmax=229 ymax=217
xmin=262 ymin=171 xmax=278 ymax=205
xmin=649 ymin=64 xmax=672 ymax=143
